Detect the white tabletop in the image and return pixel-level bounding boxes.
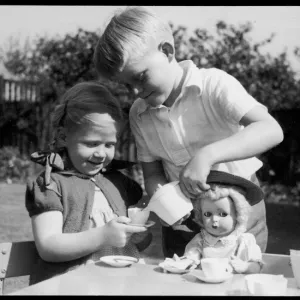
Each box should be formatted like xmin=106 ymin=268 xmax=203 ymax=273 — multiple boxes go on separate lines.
xmin=9 ymin=259 xmax=300 ymax=296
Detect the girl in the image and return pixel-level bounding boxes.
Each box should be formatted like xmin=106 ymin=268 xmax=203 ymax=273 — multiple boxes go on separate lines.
xmin=26 ymin=81 xmax=150 ymax=284
xmin=183 ymin=170 xmax=264 ymax=274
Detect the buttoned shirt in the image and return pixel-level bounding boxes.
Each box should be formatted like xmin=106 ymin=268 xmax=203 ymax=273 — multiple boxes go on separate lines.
xmin=129 ymin=60 xmax=267 ymax=181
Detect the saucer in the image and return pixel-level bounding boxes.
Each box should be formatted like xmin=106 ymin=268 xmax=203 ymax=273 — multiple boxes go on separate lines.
xmin=99 ymin=255 xmax=139 ymax=267
xmin=129 ymin=220 xmax=156 ymax=228
xmin=190 ymin=269 xmax=233 ymax=283
xmin=159 ymin=263 xmax=191 ymax=274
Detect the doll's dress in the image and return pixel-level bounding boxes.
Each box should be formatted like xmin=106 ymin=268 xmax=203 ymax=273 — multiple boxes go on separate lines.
xmin=184 ymin=229 xmax=263 ymax=270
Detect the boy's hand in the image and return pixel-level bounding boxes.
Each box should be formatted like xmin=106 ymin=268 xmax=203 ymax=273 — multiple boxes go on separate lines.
xmin=179 ymin=151 xmax=212 ymax=199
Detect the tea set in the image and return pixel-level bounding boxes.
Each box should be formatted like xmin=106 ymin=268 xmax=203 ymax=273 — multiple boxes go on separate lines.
xmin=99 ymin=181 xmax=297 ymax=295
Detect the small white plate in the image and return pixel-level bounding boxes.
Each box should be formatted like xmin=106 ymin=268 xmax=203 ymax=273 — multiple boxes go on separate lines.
xmin=99 ymin=255 xmax=139 ymax=267
xmin=158 ymin=263 xmax=193 ymax=274
xmin=129 ymin=220 xmax=156 ymax=228
xmin=190 ymin=269 xmax=233 ymax=283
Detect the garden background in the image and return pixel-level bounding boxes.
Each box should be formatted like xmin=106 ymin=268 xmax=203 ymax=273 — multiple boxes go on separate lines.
xmin=1 ymin=13 xmax=300 ymax=294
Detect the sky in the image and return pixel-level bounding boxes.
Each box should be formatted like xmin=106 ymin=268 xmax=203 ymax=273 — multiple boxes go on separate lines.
xmin=0 ymin=5 xmax=300 ymax=74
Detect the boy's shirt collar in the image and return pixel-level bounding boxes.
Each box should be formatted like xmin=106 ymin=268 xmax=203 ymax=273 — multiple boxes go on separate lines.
xmin=136 ymin=60 xmax=195 ymax=117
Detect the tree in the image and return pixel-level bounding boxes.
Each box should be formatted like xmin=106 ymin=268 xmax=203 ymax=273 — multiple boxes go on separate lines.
xmin=2 ymin=28 xmax=128 ymax=102
xmin=2 ymin=29 xmax=131 ymax=152
xmin=3 ymin=22 xmax=300 ymax=184
xmin=171 ymin=21 xmax=300 ymax=111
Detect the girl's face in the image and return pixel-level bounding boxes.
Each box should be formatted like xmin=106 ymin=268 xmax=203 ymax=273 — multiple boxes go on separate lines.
xmin=65 ymin=113 xmax=118 ymax=176
xmin=201 ymin=197 xmax=236 ymax=237
xmin=114 ymin=42 xmax=180 ymax=108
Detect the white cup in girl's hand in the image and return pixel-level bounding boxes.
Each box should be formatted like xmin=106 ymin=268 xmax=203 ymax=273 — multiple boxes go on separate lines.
xmin=201 ymin=258 xmax=231 ymax=278
xmin=128 ymin=206 xmax=150 ymax=225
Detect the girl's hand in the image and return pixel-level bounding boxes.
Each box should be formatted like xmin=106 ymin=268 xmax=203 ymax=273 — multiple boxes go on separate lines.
xmin=103 ymin=216 xmax=147 ymax=248
xmin=179 ymin=150 xmax=212 ymax=199
xmin=230 ymin=256 xmax=249 ymax=273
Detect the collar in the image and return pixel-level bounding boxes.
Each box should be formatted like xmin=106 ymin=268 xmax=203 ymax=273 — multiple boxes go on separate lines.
xmin=136 ymin=60 xmax=195 ymax=117
xmin=201 ymin=229 xmax=240 ymax=247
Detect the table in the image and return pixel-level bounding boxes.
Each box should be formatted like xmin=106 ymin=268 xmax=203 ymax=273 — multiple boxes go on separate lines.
xmin=8 ymin=259 xmax=300 ymax=296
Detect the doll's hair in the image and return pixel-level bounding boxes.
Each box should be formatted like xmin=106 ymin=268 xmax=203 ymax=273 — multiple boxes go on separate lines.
xmin=93 ymin=6 xmax=173 ymax=79
xmin=193 ymin=184 xmax=251 ymax=235
xmin=50 ymin=81 xmax=123 ymax=151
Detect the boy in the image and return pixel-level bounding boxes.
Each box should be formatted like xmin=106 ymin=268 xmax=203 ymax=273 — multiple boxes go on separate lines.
xmin=93 ymin=6 xmax=284 ymax=257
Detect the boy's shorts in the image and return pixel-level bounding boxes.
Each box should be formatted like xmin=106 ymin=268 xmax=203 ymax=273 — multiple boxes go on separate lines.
xmin=161 ymin=225 xmax=197 ymax=258
xmin=161 ymin=213 xmax=200 ymax=257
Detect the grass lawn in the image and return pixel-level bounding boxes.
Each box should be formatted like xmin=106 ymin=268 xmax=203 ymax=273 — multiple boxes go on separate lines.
xmin=1 ymin=183 xmax=300 ymax=294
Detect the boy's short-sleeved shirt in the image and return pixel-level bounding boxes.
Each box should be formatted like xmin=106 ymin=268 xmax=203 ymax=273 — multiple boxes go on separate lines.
xmin=129 ymin=60 xmax=266 ymax=181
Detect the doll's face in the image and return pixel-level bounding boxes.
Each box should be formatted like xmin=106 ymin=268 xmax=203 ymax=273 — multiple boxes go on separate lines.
xmin=200 ymin=197 xmax=237 ymax=237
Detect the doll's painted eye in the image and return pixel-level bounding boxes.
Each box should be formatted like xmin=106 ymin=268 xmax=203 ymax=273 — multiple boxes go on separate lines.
xmin=203 ymin=212 xmax=212 ymax=217
xmin=219 ymin=212 xmax=228 ymax=217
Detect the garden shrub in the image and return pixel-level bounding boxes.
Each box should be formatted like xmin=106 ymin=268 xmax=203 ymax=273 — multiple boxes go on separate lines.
xmin=0 ymin=146 xmax=36 ymax=183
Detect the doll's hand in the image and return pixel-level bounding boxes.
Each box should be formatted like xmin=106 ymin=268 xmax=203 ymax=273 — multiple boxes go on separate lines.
xmin=179 ymin=150 xmax=212 ymax=199
xmin=230 ymin=256 xmax=249 ymax=273
xmin=103 ymin=216 xmax=147 ymax=247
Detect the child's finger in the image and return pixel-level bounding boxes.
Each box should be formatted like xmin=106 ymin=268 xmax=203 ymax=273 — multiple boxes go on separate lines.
xmin=196 ymin=182 xmax=210 ymax=192
xmin=125 ymin=224 xmax=147 ymax=233
xmin=116 ymin=216 xmax=131 ymax=224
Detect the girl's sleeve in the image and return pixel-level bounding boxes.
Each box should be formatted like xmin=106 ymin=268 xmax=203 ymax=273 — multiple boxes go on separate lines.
xmin=183 ymin=233 xmax=203 ymax=263
xmin=25 ymin=173 xmax=63 ymax=217
xmin=237 ymin=233 xmax=264 ymax=266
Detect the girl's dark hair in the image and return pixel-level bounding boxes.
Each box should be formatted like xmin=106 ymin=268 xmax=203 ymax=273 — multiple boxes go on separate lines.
xmin=51 ymin=81 xmax=123 ymax=150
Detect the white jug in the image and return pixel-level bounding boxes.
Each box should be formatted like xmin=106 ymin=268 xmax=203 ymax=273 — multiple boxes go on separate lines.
xmin=145 ymin=181 xmax=193 ymax=226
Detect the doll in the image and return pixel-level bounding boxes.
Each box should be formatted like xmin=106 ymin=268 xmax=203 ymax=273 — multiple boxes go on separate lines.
xmin=160 ymin=170 xmax=264 ymax=274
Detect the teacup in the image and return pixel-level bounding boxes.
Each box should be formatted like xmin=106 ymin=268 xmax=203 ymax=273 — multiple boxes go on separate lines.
xmin=201 ymin=258 xmax=230 ymax=278
xmin=245 ymin=274 xmax=287 ymax=296
xmin=128 ymin=206 xmax=150 ymax=225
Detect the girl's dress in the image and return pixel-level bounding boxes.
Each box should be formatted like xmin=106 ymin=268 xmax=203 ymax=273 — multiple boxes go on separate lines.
xmin=26 ymin=151 xmax=147 ymax=283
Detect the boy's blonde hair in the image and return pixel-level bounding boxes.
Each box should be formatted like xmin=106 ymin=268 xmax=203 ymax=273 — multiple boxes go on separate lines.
xmin=50 ymin=81 xmax=123 ymax=151
xmin=193 ymin=184 xmax=251 ymax=236
xmin=93 ymin=6 xmax=173 ymax=79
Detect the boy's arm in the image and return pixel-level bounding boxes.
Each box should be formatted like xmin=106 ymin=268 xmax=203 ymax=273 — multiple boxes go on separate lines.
xmin=141 ymin=160 xmax=169 ymax=199
xmin=207 ymin=105 xmax=283 ymax=163
xmin=179 ymin=105 xmax=284 ymax=197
